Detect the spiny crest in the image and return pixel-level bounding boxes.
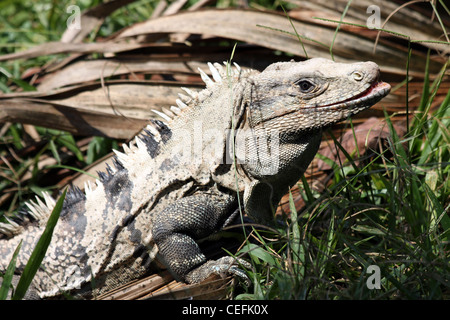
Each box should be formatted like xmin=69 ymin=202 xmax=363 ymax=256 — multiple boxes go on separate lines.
xmin=1 ymin=117 xmax=172 ymax=238
xmin=0 ymin=63 xmax=242 ymax=238
xmin=109 ymin=119 xmax=172 ymax=169
xmin=64 ymin=186 xmax=85 ymax=204
xmin=77 ymin=119 xmax=171 ymax=204
xmin=0 ymin=192 xmax=56 ymax=238
xmin=151 ymin=61 xmax=243 ymax=123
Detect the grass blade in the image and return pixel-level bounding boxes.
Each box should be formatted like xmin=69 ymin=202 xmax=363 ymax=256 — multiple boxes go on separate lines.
xmin=288 ymin=190 xmax=304 ymax=278
xmin=0 ymin=240 xmax=22 ymax=300
xmin=11 ymin=188 xmax=66 ymax=300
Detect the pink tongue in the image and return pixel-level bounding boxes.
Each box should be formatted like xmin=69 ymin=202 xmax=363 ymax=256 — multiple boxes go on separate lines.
xmin=321 ymin=81 xmax=391 ymax=108
xmin=349 ymin=81 xmax=390 ymax=101
xmin=365 ymin=81 xmax=390 ymax=96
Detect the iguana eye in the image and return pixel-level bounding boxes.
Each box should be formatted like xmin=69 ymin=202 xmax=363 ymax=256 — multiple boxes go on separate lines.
xmin=296 ymin=80 xmax=315 ymax=93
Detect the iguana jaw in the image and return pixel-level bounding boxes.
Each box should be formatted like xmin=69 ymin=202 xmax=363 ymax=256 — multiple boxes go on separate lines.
xmin=319 ymin=80 xmax=390 ymax=110
xmin=247 ymin=59 xmax=391 ymax=131
xmin=254 ymin=80 xmax=390 ymax=131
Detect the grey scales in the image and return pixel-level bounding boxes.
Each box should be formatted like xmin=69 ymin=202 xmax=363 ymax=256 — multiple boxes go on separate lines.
xmin=0 ymin=58 xmax=391 ymax=299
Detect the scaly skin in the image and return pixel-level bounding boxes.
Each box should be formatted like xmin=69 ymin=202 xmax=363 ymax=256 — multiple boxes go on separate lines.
xmin=0 ymin=58 xmax=390 ymax=299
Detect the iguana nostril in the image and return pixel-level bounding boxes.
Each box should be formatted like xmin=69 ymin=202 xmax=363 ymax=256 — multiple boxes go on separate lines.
xmin=353 ymin=71 xmax=364 ymax=81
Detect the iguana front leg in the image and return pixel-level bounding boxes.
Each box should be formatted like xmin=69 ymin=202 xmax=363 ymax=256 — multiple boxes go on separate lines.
xmin=152 ymin=192 xmax=250 ymax=283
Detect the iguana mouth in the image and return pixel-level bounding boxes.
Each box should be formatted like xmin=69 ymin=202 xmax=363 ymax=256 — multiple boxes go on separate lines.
xmin=322 ymin=81 xmax=391 ymax=109
xmin=263 ymin=81 xmax=390 ymax=123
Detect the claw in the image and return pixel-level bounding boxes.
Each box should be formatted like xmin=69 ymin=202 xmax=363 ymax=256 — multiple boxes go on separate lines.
xmin=185 ymin=257 xmax=251 ymax=286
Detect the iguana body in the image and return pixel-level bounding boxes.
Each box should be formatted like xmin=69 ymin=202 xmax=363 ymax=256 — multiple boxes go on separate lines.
xmin=0 ymin=58 xmax=390 ymax=299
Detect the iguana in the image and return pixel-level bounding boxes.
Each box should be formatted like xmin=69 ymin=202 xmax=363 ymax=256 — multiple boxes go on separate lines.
xmin=0 ymin=58 xmax=390 ymax=299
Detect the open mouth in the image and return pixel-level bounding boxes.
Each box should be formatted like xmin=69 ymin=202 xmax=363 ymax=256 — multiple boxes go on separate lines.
xmin=261 ymin=81 xmax=391 ymax=124
xmin=322 ymin=81 xmax=391 ymax=109
xmin=354 ymin=81 xmax=391 ymax=100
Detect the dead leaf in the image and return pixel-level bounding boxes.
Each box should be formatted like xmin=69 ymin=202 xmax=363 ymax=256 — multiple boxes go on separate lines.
xmin=117 ymin=9 xmax=445 ymax=76
xmin=290 ymin=0 xmax=450 ymax=54
xmin=0 ymin=81 xmax=200 ymax=138
xmin=0 ymin=41 xmax=151 ymax=62
xmin=37 ymin=59 xmax=208 ymax=91
xmin=0 ymin=97 xmax=146 ymax=138
xmin=61 ymin=0 xmax=139 ymax=43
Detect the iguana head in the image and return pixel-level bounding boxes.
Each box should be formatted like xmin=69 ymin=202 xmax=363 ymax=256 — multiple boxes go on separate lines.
xmin=236 ymin=58 xmax=390 ymax=223
xmin=246 ymin=58 xmax=391 ymax=135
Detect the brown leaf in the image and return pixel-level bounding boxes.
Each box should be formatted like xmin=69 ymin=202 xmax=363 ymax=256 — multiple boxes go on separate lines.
xmin=117 ymin=9 xmax=445 ymax=76
xmin=0 ymin=97 xmax=146 ymax=139
xmin=61 ymin=0 xmax=139 ymax=43
xmin=0 ymin=81 xmax=200 ymax=138
xmin=142 ymin=275 xmax=232 ymax=300
xmin=96 ymin=271 xmax=173 ymax=300
xmin=290 ymin=0 xmax=449 ymax=54
xmin=0 ymin=42 xmax=151 ymax=62
xmin=37 ymin=59 xmax=207 ymax=91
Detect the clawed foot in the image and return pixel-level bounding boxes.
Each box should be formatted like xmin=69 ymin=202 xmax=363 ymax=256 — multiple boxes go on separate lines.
xmin=185 ymin=257 xmax=252 ymax=285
